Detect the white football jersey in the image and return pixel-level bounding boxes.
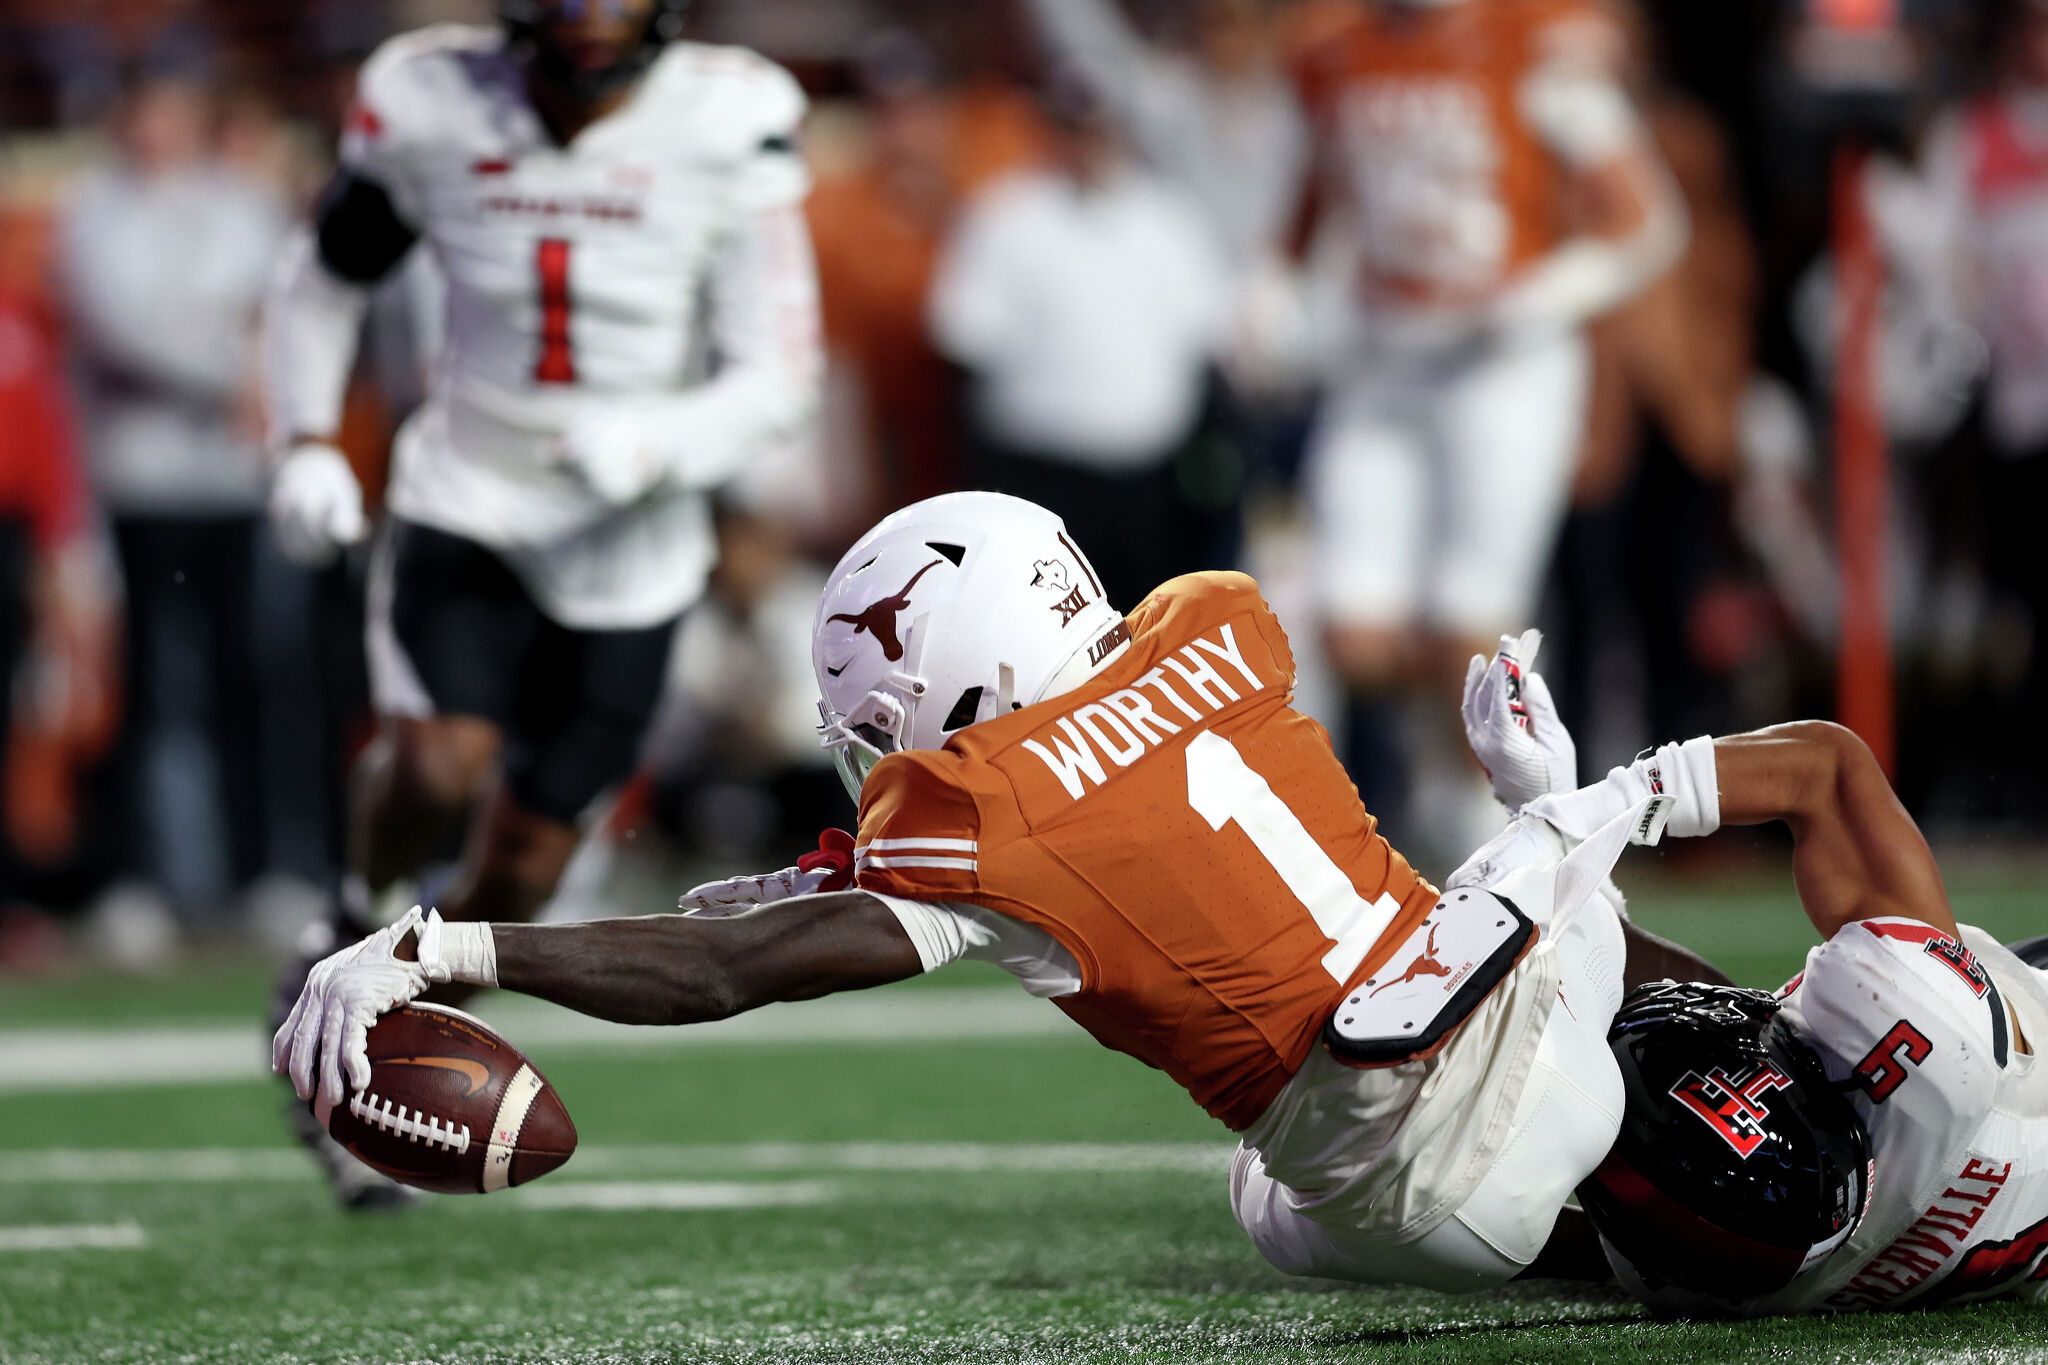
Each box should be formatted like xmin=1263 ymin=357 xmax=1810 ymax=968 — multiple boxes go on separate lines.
xmin=342 ymin=25 xmax=819 ymax=628
xmin=1757 ymin=919 xmax=2048 ymax=1311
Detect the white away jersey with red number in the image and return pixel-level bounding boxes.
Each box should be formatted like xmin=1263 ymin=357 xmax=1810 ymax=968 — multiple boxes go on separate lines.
xmin=343 ymin=25 xmax=819 ymax=627
xmin=1753 ymin=919 xmax=2048 ymax=1312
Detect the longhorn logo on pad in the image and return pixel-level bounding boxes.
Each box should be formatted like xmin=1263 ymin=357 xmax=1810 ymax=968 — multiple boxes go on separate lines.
xmin=1370 ymin=923 xmax=1451 ymax=998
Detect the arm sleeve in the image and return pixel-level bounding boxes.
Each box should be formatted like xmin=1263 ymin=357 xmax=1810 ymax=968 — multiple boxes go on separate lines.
xmin=874 ymin=893 xmax=999 ymax=972
xmin=1789 ymin=919 xmax=2005 ymax=1137
xmin=1023 ymin=0 xmax=1190 ymax=157
xmin=262 ymin=227 xmax=373 ymax=447
xmin=871 ymin=893 xmax=1083 ymax=998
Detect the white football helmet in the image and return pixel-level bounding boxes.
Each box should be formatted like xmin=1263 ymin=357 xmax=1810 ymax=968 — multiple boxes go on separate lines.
xmin=814 ymin=492 xmax=1128 ymax=800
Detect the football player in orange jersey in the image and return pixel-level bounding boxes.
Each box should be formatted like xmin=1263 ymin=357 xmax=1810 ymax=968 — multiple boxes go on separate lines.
xmin=1289 ymin=0 xmax=1687 ymax=858
xmin=273 ymin=493 xmax=1719 ymax=1290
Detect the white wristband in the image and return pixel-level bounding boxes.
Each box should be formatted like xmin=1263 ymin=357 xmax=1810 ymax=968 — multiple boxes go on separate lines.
xmin=1638 ymin=736 xmax=1720 ymax=839
xmin=415 ymin=910 xmax=499 ymax=988
xmin=1521 ymin=734 xmax=1720 ymax=848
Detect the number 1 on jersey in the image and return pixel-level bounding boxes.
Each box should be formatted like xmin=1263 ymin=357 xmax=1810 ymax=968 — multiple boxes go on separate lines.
xmin=1185 ymin=731 xmax=1401 ymax=983
xmin=534 ymin=237 xmax=575 ymax=384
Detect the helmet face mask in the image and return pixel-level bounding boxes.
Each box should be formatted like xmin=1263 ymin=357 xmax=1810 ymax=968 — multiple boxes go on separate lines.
xmin=500 ymin=0 xmax=689 ymax=104
xmin=813 ymin=493 xmax=1125 ymax=804
xmin=1578 ymin=981 xmax=1871 ymax=1306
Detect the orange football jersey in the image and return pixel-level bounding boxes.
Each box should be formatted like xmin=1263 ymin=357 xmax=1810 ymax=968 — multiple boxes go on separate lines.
xmin=853 ymin=573 xmax=1439 ymax=1130
xmin=1295 ymin=0 xmax=1624 ymax=306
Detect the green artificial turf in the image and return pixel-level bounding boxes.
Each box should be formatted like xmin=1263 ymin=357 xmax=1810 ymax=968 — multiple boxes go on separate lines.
xmin=0 ymin=880 xmax=2043 ymax=1364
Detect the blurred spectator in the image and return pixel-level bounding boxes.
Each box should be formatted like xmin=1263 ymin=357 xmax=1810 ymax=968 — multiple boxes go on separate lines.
xmin=56 ymin=69 xmax=290 ymax=923
xmin=9 ymin=0 xmax=220 ymax=127
xmin=1022 ymin=0 xmax=1307 ymax=269
xmin=806 ymin=31 xmax=1051 ymax=523
xmin=928 ymin=78 xmax=1236 ymax=611
xmin=0 ymin=288 xmax=118 ymax=941
xmin=1289 ymin=0 xmax=1686 ymax=866
xmin=1903 ymin=0 xmax=2048 ymax=819
xmin=1551 ymin=10 xmax=1758 ymax=771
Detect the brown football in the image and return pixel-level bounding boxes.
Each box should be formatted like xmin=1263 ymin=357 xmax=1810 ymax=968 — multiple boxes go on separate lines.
xmin=312 ymin=1002 xmax=576 ymax=1194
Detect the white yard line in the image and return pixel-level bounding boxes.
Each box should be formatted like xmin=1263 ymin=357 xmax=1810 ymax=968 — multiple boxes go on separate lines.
xmin=514 ymin=1180 xmax=836 ymax=1211
xmin=0 ymin=1142 xmax=1233 ymax=1185
xmin=0 ymin=1222 xmax=147 ymax=1251
xmin=0 ymin=989 xmax=1083 ymax=1093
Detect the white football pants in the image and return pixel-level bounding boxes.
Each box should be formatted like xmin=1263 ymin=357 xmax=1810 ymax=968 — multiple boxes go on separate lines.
xmin=1230 ymin=884 xmax=1626 ymax=1292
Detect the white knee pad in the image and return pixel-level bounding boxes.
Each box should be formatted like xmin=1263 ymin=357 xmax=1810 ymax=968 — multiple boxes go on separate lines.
xmin=1230 ymin=1145 xmax=1342 ymax=1279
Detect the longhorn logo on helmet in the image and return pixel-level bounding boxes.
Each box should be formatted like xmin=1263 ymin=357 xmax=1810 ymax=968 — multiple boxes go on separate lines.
xmin=827 ymin=559 xmax=944 ymax=662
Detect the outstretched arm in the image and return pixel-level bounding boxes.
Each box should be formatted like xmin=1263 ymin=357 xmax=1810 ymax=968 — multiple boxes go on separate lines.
xmin=277 ymin=893 xmax=924 ymax=1104
xmin=489 ymin=892 xmax=923 ymax=1026
xmin=1712 ymin=721 xmax=1957 ymax=941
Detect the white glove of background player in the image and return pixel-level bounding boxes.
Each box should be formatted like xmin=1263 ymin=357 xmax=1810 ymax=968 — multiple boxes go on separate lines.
xmin=268 ymin=443 xmax=367 ymax=566
xmin=556 ymin=406 xmax=667 ymax=507
xmin=1462 ymin=629 xmax=1578 ymax=813
xmin=274 ymin=905 xmax=444 ymax=1110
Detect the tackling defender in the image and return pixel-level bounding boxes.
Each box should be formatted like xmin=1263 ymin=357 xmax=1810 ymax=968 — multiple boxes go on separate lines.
xmin=263 ymin=0 xmax=821 ymax=1205
xmin=1453 ymin=652 xmax=2048 ymax=1311
xmin=275 ymin=492 xmax=1717 ymax=1290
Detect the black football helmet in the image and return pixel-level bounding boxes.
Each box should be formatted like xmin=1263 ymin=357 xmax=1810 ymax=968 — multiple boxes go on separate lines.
xmin=1577 ymin=980 xmax=1871 ymax=1304
xmin=501 ymin=0 xmax=690 ymax=102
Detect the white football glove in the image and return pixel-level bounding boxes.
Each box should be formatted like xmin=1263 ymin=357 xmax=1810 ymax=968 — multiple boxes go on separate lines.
xmin=268 ymin=443 xmax=367 ymax=566
xmin=1462 ymin=628 xmax=1578 ymax=814
xmin=555 ymin=406 xmax=666 ymax=507
xmin=272 ymin=905 xmax=449 ymax=1111
xmin=678 ymin=865 xmax=832 ymax=918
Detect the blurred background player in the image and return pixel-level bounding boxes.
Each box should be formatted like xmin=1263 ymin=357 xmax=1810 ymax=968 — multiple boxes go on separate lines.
xmin=261 ymin=0 xmax=822 ymax=1205
xmin=803 ymin=29 xmax=1053 ymax=523
xmin=1021 ymin=0 xmax=1307 ymax=273
xmin=927 ymin=74 xmax=1237 ymax=612
xmin=1908 ymin=0 xmax=2048 ymax=822
xmin=1291 ymin=0 xmax=1686 ymax=866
